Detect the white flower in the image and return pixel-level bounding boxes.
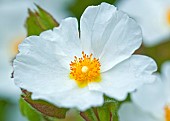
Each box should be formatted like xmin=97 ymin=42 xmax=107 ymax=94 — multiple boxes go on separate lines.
xmin=14 ymin=3 xmax=157 ymax=111
xmin=119 ymin=61 xmax=170 ymax=121
xmin=117 ymin=0 xmax=170 ymax=46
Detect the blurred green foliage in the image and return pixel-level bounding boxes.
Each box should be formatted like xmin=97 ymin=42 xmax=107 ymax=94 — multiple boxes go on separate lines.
xmin=0 ymin=100 xmax=7 ymax=121
xmin=80 ymin=96 xmax=120 ymax=121
xmin=20 ymin=98 xmax=43 ymax=121
xmin=69 ymin=0 xmax=117 ymax=21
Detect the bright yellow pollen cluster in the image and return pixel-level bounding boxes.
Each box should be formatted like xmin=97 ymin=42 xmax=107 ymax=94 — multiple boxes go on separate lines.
xmin=165 ymin=106 xmax=170 ymax=121
xmin=167 ymin=9 xmax=170 ymax=25
xmin=70 ymin=51 xmax=101 ymax=88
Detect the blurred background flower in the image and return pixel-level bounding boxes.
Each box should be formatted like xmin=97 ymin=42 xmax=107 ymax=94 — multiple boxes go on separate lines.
xmin=117 ymin=0 xmax=170 ymax=46
xmin=0 ymin=49 xmax=25 ymax=121
xmin=118 ymin=62 xmax=170 ymax=121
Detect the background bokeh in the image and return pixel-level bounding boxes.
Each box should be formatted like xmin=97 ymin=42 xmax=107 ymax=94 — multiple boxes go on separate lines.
xmin=0 ymin=0 xmax=169 ymax=121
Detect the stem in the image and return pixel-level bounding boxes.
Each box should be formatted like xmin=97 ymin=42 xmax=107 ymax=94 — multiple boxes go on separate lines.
xmin=92 ymin=108 xmax=100 ymax=121
xmin=80 ymin=112 xmax=91 ymax=121
xmin=110 ymin=112 xmax=112 ymax=121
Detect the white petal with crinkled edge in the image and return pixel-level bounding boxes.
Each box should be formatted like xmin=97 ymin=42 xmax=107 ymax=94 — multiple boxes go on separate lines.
xmin=18 ymin=17 xmax=81 ymax=70
xmin=88 ymin=55 xmax=157 ymax=100
xmin=80 ymin=2 xmax=142 ymax=72
xmin=80 ymin=3 xmax=117 ymax=55
xmin=31 ymin=87 xmax=104 ymax=111
xmin=52 ymin=17 xmax=82 ymax=59
xmin=14 ymin=35 xmax=76 ymax=95
xmin=118 ymin=102 xmax=162 ymax=121
xmin=131 ymin=76 xmax=166 ymax=117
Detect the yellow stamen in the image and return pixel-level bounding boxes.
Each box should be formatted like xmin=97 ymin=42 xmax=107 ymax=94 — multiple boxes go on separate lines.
xmin=165 ymin=106 xmax=170 ymax=121
xmin=70 ymin=51 xmax=101 ymax=88
xmin=167 ymin=9 xmax=170 ymax=25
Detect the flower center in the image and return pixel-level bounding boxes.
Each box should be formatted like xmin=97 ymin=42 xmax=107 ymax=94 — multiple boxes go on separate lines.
xmin=70 ymin=51 xmax=101 ymax=88
xmin=165 ymin=106 xmax=170 ymax=121
xmin=167 ymin=9 xmax=170 ymax=25
xmin=81 ymin=66 xmax=89 ymax=73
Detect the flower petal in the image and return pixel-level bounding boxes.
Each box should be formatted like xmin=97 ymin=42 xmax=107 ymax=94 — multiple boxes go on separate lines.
xmin=14 ymin=18 xmax=82 ymax=101
xmin=118 ymin=102 xmax=160 ymax=121
xmin=80 ymin=2 xmax=117 ymax=55
xmin=131 ymin=76 xmax=166 ymax=116
xmin=14 ymin=39 xmax=76 ymax=95
xmin=40 ymin=17 xmax=81 ymax=58
xmin=32 ymin=87 xmax=104 ymax=111
xmin=80 ymin=2 xmax=142 ymax=72
xmin=88 ymin=55 xmax=157 ymax=100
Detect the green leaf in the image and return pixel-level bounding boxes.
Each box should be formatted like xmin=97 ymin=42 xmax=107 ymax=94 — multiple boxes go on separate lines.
xmin=68 ymin=0 xmax=117 ymax=21
xmin=42 ymin=109 xmax=84 ymax=121
xmin=80 ymin=96 xmax=120 ymax=121
xmin=97 ymin=96 xmax=119 ymax=121
xmin=25 ymin=4 xmax=59 ymax=36
xmin=21 ymin=90 xmax=68 ymax=119
xmin=19 ymin=97 xmax=43 ymax=121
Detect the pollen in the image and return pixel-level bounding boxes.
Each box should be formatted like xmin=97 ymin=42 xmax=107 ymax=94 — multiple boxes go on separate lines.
xmin=165 ymin=106 xmax=170 ymax=121
xmin=167 ymin=9 xmax=170 ymax=25
xmin=70 ymin=51 xmax=101 ymax=88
